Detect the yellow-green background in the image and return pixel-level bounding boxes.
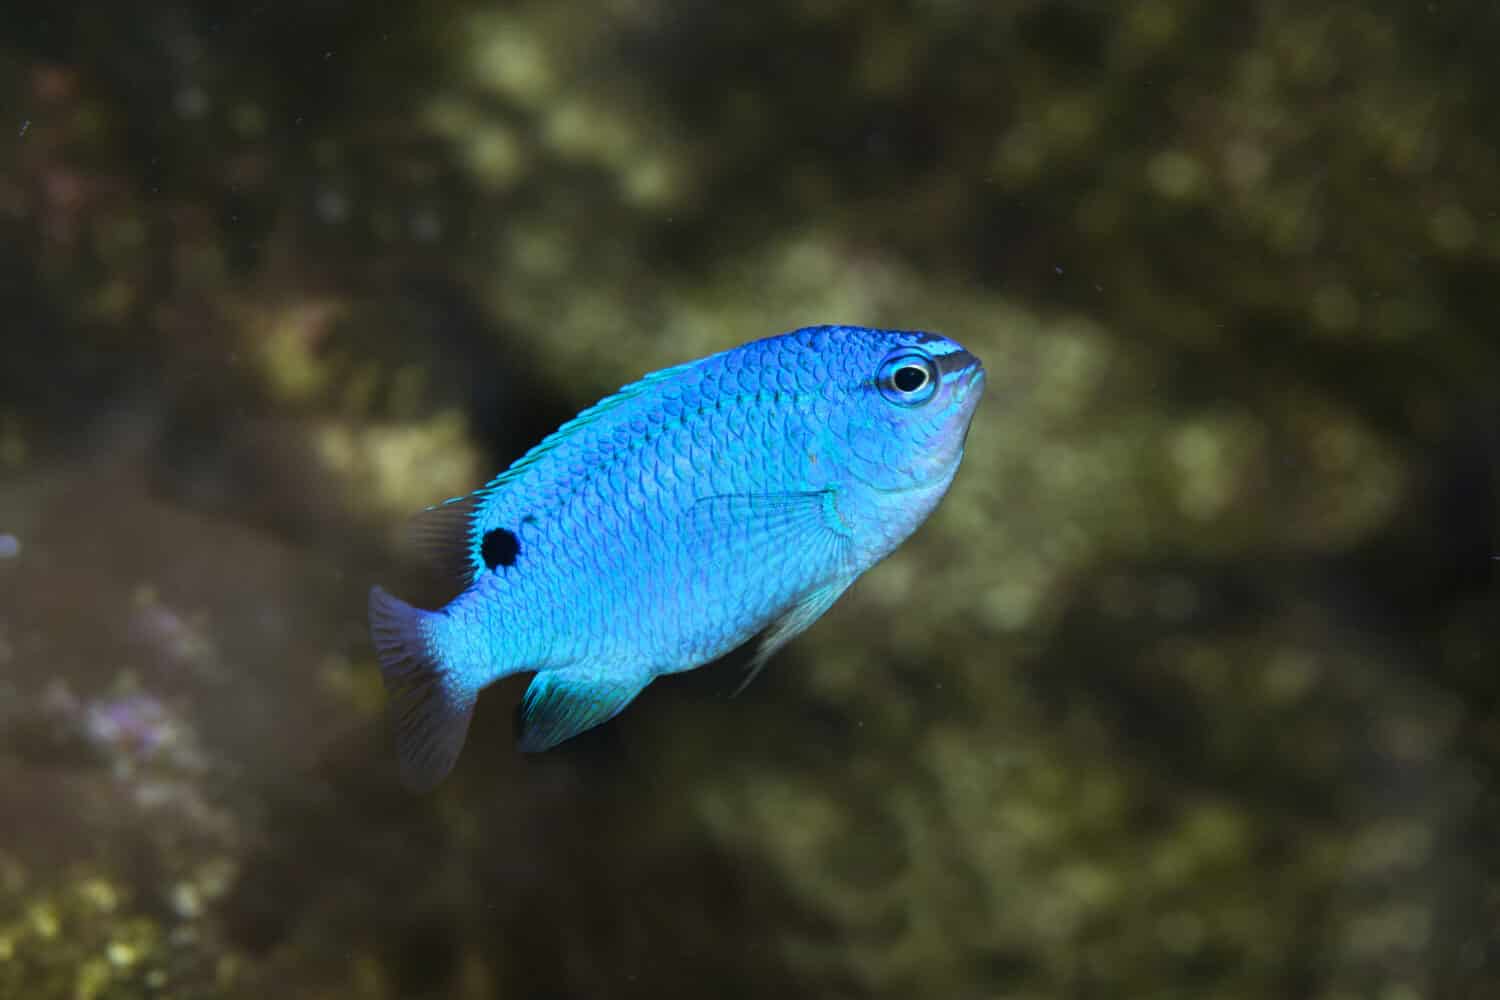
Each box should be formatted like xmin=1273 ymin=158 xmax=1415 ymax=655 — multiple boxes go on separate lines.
xmin=1 ymin=1 xmax=1497 ymax=997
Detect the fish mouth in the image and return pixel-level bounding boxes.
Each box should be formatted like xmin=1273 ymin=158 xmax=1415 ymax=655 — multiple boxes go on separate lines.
xmin=935 ymin=348 xmax=985 ymax=407
xmin=939 ymin=350 xmax=984 ymax=452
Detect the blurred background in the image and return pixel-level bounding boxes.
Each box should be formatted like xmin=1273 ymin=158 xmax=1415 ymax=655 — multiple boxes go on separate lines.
xmin=1 ymin=1 xmax=1498 ymax=997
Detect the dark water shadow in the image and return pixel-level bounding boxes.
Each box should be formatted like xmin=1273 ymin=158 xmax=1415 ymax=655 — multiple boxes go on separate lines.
xmin=223 ymin=708 xmax=846 ymax=999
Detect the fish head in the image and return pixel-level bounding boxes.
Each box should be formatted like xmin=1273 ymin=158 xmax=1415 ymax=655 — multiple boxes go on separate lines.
xmin=826 ymin=328 xmax=986 ymax=493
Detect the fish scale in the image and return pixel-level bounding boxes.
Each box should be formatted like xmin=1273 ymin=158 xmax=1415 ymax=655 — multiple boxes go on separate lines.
xmin=369 ymin=324 xmax=985 ymax=789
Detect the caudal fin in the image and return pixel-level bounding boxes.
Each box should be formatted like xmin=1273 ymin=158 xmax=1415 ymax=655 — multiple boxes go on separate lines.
xmin=368 ymin=586 xmax=475 ymax=791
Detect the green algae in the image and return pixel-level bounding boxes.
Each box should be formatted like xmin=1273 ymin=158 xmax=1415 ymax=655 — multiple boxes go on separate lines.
xmin=1 ymin=0 xmax=1497 ymax=996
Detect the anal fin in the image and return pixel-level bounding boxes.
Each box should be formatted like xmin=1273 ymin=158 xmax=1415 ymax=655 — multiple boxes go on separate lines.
xmin=518 ymin=668 xmax=651 ymax=752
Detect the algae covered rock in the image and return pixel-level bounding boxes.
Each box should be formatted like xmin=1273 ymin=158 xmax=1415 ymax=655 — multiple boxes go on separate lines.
xmin=1 ymin=0 xmax=1497 ymax=997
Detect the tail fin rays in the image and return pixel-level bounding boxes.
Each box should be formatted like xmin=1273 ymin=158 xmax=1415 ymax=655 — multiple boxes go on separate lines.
xmin=368 ymin=586 xmax=475 ymax=791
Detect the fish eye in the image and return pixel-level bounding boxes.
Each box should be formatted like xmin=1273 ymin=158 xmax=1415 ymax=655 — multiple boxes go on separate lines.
xmin=893 ymin=365 xmax=928 ymax=393
xmin=877 ymin=351 xmax=939 ymax=406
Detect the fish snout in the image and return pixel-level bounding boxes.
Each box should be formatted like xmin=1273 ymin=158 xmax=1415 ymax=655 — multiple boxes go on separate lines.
xmin=938 ymin=349 xmax=986 ymax=410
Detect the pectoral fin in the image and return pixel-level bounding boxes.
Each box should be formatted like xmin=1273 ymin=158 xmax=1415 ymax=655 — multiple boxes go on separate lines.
xmin=684 ymin=490 xmax=853 ymax=578
xmin=682 ymin=491 xmax=858 ymax=694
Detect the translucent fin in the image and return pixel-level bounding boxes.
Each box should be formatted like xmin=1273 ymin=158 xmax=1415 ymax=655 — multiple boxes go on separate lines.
xmin=405 ymin=359 xmax=702 ymax=586
xmin=683 ymin=490 xmax=854 ymax=572
xmin=407 ymin=491 xmax=488 ymax=587
xmin=677 ymin=491 xmax=857 ymax=694
xmin=736 ymin=576 xmax=856 ymax=696
xmin=368 ymin=586 xmax=476 ymax=790
xmin=516 ymin=669 xmax=651 ymax=752
xmin=473 ymin=360 xmax=699 ymax=497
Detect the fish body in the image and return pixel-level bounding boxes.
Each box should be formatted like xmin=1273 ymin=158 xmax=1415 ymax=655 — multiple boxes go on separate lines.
xmin=370 ymin=324 xmax=984 ymax=788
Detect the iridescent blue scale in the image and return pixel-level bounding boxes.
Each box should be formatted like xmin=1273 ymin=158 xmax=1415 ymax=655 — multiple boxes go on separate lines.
xmin=369 ymin=325 xmax=984 ymax=789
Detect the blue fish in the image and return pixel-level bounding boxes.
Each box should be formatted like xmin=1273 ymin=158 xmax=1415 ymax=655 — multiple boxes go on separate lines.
xmin=370 ymin=325 xmax=985 ymax=788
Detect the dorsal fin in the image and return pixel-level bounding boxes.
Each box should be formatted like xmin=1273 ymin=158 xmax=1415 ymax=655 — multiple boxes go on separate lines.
xmin=408 ymin=358 xmax=703 ymax=587
xmin=478 ymin=359 xmax=698 ymax=495
xmin=407 ymin=491 xmax=490 ymax=588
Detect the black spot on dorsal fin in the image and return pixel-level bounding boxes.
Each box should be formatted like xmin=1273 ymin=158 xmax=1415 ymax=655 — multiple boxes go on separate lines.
xmin=481 ymin=527 xmax=520 ymax=570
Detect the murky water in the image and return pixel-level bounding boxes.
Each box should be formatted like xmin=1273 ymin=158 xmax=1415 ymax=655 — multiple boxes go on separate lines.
xmin=2 ymin=3 xmax=1498 ymax=997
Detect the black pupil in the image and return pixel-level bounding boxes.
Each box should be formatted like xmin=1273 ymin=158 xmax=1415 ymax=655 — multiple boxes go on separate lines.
xmin=893 ymin=365 xmax=928 ymax=393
